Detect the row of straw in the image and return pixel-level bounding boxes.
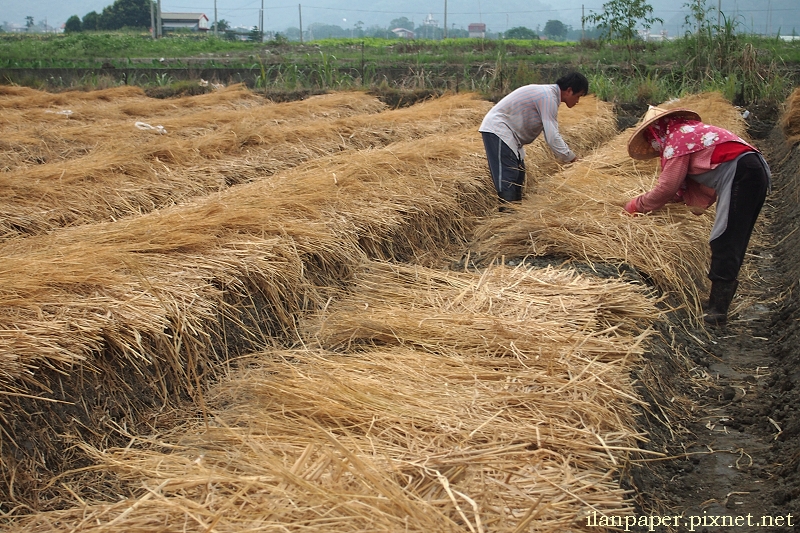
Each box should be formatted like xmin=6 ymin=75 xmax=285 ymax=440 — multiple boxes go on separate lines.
xmin=0 ymin=84 xmax=361 ymax=174
xmin=0 ymin=85 xmax=490 ymax=239
xmin=6 ymin=261 xmax=660 ymax=532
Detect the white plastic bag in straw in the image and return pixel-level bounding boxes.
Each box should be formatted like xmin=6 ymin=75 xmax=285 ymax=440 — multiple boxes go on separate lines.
xmin=135 ymin=121 xmax=167 ymax=134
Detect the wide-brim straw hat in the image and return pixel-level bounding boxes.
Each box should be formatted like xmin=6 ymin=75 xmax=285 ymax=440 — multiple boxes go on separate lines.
xmin=627 ymin=105 xmax=702 ymax=159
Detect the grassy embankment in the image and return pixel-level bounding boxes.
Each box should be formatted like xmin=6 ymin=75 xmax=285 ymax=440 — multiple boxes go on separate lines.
xmin=1 ymin=31 xmax=798 ymax=107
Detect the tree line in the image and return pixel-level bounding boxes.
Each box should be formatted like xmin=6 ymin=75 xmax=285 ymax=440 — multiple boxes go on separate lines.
xmin=63 ymin=0 xmax=151 ymax=32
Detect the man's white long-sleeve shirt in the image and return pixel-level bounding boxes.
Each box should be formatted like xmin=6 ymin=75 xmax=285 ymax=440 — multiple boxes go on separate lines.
xmin=479 ymin=83 xmax=575 ymax=163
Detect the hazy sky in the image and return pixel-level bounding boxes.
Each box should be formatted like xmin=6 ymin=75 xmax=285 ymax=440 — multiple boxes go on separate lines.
xmin=4 ymin=0 xmax=795 ymax=36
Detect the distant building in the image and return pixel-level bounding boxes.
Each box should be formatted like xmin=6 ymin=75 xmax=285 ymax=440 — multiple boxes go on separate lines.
xmin=392 ymin=27 xmax=415 ymax=39
xmin=419 ymin=13 xmax=439 ymax=38
xmin=637 ymin=28 xmax=669 ymax=41
xmin=160 ymin=12 xmax=209 ymax=32
xmin=1 ymin=21 xmax=59 ymax=33
xmin=1 ymin=23 xmax=27 ymax=33
xmin=468 ymin=23 xmax=486 ymax=38
xmin=225 ymin=26 xmax=257 ymax=41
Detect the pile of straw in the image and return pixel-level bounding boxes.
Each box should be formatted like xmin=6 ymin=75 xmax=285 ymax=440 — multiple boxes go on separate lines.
xmin=780 ymin=86 xmax=800 ymax=143
xmin=0 ymin=85 xmax=381 ymax=171
xmin=310 ymin=261 xmax=654 ymax=351
xmin=0 ymin=86 xmax=490 ymax=238
xmin=6 ymin=261 xmax=658 ymax=532
xmin=473 ymin=92 xmax=751 ymax=315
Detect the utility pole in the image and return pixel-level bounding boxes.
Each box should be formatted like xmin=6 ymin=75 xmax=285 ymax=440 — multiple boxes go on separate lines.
xmin=156 ymin=0 xmax=162 ymax=38
xmin=150 ymin=0 xmax=156 ymax=39
xmin=259 ymin=0 xmax=264 ymax=41
xmin=443 ymin=0 xmax=447 ymax=38
xmin=582 ymin=4 xmax=585 ymax=40
xmin=298 ymin=4 xmax=303 ymax=43
xmin=214 ymin=0 xmax=218 ymax=37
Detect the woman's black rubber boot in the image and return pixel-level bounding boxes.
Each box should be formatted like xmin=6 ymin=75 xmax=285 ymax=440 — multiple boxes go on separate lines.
xmin=703 ymin=280 xmax=739 ymax=326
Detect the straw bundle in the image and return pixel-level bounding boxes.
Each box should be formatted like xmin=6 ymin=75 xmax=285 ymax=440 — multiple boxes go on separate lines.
xmin=473 ymin=92 xmax=750 ymax=315
xmin=309 ymin=261 xmax=656 ymax=354
xmin=780 ymin=86 xmax=800 ymax=143
xmin=0 ymin=84 xmax=383 ymax=133
xmin=6 ymin=261 xmax=657 ymax=532
xmin=0 ymin=85 xmax=146 ymax=107
xmin=0 ymin=88 xmax=491 ymax=239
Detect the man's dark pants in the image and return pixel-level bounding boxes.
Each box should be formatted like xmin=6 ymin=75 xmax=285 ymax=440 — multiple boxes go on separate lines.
xmin=482 ymin=132 xmax=526 ymax=203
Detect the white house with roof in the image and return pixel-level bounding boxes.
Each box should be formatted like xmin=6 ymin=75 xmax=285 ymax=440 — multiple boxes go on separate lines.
xmin=160 ymin=13 xmax=209 ymax=32
xmin=391 ymin=27 xmax=415 ymax=39
xmin=468 ymin=23 xmax=486 ymax=38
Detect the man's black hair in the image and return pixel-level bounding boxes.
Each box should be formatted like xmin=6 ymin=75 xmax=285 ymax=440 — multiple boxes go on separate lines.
xmin=556 ymin=72 xmax=589 ymax=96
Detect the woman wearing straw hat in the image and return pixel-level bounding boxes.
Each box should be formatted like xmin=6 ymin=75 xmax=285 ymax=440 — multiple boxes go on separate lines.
xmin=479 ymin=72 xmax=589 ymax=206
xmin=624 ymin=106 xmax=771 ymax=326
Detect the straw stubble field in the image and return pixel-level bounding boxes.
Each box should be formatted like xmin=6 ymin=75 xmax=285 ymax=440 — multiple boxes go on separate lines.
xmin=1 ymin=83 xmax=798 ymax=531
